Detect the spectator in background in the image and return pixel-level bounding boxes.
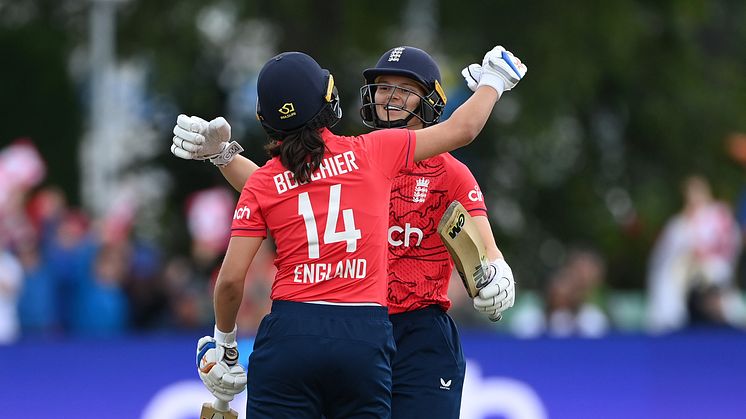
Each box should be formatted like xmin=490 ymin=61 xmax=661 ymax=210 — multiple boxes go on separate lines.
xmin=544 ymin=249 xmax=609 ymax=337
xmin=507 ymin=248 xmax=610 ymax=338
xmin=71 ymin=243 xmax=131 ymax=337
xmin=647 ymin=175 xmax=745 ymax=333
xmin=160 ymin=186 xmax=240 ymax=331
xmin=0 ymin=139 xmax=46 ymax=343
xmin=726 ymin=132 xmax=746 ymax=291
xmin=186 ymin=186 xmax=235 ymax=272
xmin=160 ymin=256 xmax=212 ymax=330
xmin=0 ymin=248 xmax=23 ymax=344
xmin=25 ymin=186 xmax=67 ymax=243
xmin=43 ymin=210 xmax=97 ymax=331
xmin=123 ymin=239 xmax=166 ymax=330
xmin=16 ymin=238 xmax=59 ymax=335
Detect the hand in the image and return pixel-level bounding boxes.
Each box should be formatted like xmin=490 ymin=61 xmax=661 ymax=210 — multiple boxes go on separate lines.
xmin=477 ymin=46 xmax=527 ymax=95
xmin=473 ymin=258 xmax=516 ymax=322
xmin=461 ymin=63 xmax=482 ymax=92
xmin=171 ymin=114 xmax=244 ymax=167
xmin=196 ymin=326 xmax=247 ymax=402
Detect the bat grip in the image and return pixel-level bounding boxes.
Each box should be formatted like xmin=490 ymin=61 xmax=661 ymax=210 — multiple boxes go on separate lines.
xmin=213 ymin=399 xmax=230 ymax=412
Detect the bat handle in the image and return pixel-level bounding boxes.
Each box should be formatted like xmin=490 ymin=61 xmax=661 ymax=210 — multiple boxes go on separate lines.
xmin=213 ymin=399 xmax=230 ymax=412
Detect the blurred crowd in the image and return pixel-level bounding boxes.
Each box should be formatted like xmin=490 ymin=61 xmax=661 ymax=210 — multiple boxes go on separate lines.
xmin=2 ymin=138 xmax=746 ymax=344
xmin=0 ymin=139 xmax=276 ymax=343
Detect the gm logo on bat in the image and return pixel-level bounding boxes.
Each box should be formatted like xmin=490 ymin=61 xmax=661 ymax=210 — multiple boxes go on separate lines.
xmin=448 ymin=214 xmax=466 ymax=239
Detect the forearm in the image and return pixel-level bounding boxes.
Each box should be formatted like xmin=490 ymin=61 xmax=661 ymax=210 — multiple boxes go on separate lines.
xmin=219 ymin=155 xmax=259 ymax=192
xmin=214 ymin=276 xmax=244 ymax=333
xmin=213 ymin=236 xmax=263 ymax=332
xmin=413 ymin=86 xmax=499 ymax=161
xmin=472 ymin=215 xmax=503 ymax=261
xmin=443 ymin=86 xmax=498 ymax=145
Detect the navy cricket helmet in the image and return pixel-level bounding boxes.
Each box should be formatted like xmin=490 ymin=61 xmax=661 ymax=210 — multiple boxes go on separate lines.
xmin=256 ymin=52 xmax=341 ymax=139
xmin=360 ymin=46 xmax=447 ymax=129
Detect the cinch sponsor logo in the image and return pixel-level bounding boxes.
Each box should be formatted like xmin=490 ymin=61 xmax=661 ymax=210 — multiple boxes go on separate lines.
xmin=388 ymin=223 xmax=423 ymax=247
xmin=468 ymin=185 xmax=483 ymax=202
xmin=278 ymin=103 xmax=296 ymax=119
xmin=233 ymin=206 xmax=250 ymax=220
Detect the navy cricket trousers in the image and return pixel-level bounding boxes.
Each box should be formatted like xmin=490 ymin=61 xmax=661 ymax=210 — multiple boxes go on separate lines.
xmin=390 ymin=305 xmax=466 ymax=419
xmin=246 ymin=300 xmax=396 ymax=419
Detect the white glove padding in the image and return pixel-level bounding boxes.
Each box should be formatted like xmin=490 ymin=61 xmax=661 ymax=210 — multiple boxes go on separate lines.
xmin=196 ymin=326 xmax=247 ymax=402
xmin=461 ymin=63 xmax=482 ymax=92
xmin=478 ymin=46 xmax=527 ymax=96
xmin=473 ymin=258 xmax=516 ymax=322
xmin=171 ymin=114 xmax=243 ymax=166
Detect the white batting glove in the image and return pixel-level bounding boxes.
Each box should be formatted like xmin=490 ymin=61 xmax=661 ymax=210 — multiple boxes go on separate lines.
xmin=461 ymin=63 xmax=482 ymax=92
xmin=196 ymin=325 xmax=247 ymax=402
xmin=477 ymin=46 xmax=527 ymax=96
xmin=473 ymin=258 xmax=516 ymax=322
xmin=171 ymin=114 xmax=244 ymax=167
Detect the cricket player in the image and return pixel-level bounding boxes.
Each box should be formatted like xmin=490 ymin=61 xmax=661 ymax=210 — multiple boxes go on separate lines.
xmin=359 ymin=46 xmax=517 ymax=418
xmin=185 ymin=47 xmax=525 ymax=418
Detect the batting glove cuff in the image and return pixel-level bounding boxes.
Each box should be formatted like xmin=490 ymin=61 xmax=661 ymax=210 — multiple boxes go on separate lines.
xmin=477 ymin=72 xmax=506 ymax=96
xmin=214 ymin=324 xmax=237 ymax=346
xmin=209 ymin=141 xmax=244 ymax=167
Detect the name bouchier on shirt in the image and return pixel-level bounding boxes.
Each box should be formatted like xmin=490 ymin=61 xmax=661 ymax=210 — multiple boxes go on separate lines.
xmin=273 ymin=151 xmax=360 ymax=194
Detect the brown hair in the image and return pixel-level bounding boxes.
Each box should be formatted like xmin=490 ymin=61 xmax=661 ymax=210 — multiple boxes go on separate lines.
xmin=265 ymin=128 xmax=327 ymax=184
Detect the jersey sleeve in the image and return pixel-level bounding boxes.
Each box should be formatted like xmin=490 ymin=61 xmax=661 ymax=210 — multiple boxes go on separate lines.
xmin=446 ymin=156 xmax=488 ymax=216
xmin=231 ymin=185 xmax=267 ymax=237
xmin=360 ymin=129 xmax=416 ymax=178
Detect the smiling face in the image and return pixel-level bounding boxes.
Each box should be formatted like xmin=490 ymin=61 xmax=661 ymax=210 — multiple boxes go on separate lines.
xmin=373 ymin=74 xmax=427 ymax=129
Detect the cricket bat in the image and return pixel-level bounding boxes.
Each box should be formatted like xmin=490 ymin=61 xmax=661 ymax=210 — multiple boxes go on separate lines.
xmin=437 ymin=200 xmax=490 ymax=298
xmin=200 ymin=398 xmax=238 ymax=419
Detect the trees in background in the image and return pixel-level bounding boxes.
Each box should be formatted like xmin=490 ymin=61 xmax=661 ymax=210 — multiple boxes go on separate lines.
xmin=2 ymin=0 xmax=745 ymax=289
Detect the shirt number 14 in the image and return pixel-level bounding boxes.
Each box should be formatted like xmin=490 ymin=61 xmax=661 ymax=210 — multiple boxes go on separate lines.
xmin=298 ymin=184 xmax=361 ymax=259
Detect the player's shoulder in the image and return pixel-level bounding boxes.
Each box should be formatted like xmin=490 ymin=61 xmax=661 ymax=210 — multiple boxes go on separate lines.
xmin=327 ymin=129 xmax=410 ymax=156
xmin=439 ymin=151 xmax=460 ymax=165
xmin=245 ymin=157 xmax=281 ymax=186
xmin=315 ymin=129 xmax=367 ymax=154
xmin=360 ymin=128 xmax=412 ymax=143
xmin=440 ymin=152 xmax=473 ymax=173
xmin=256 ymin=156 xmax=282 ymax=173
xmin=418 ymin=152 xmax=468 ymax=171
xmin=323 ymin=131 xmax=360 ymax=149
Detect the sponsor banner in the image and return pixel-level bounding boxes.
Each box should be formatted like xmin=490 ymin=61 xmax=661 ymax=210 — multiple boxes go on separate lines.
xmin=1 ymin=330 xmax=743 ymax=418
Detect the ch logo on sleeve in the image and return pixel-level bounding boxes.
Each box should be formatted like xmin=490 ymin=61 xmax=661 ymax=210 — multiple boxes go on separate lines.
xmin=468 ymin=185 xmax=483 ymax=202
xmin=233 ymin=206 xmax=251 ymax=220
xmin=278 ymin=103 xmax=296 ymax=119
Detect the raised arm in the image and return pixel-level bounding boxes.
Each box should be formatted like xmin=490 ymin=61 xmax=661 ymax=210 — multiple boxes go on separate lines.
xmin=413 ymin=46 xmax=527 ymax=162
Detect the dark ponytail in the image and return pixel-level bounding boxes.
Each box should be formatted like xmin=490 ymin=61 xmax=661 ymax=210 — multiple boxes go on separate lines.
xmin=265 ymin=128 xmax=327 ymax=183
